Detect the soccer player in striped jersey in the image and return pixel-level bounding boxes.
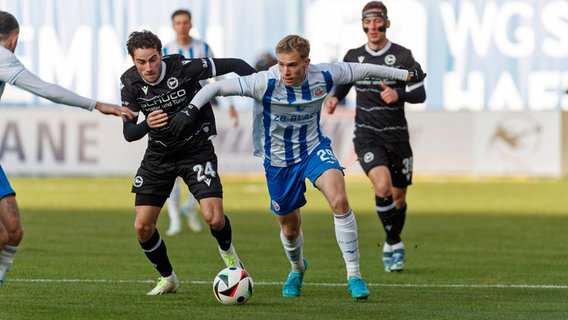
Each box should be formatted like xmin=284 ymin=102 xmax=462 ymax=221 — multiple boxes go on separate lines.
xmin=169 ymin=34 xmax=424 ymax=300
xmin=162 ymin=9 xmax=238 ymax=236
xmin=325 ymin=1 xmax=427 ymax=273
xmin=0 ymin=11 xmax=134 ymax=287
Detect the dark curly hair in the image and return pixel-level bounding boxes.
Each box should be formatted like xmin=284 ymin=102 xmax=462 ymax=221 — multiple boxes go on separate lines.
xmin=126 ymin=30 xmax=162 ymax=57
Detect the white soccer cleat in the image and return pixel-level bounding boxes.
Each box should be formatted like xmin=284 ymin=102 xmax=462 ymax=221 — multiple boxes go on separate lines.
xmin=0 ymin=265 xmax=8 ymax=286
xmin=147 ymin=272 xmax=179 ymax=295
xmin=166 ymin=221 xmax=182 ymax=236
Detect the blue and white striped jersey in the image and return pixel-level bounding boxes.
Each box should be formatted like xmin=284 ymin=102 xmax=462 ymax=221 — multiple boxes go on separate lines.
xmin=163 ymin=38 xmax=213 ymax=59
xmin=190 ymin=61 xmax=408 ymax=167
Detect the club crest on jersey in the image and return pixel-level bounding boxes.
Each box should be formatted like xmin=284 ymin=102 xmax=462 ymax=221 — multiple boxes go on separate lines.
xmin=358 ymin=56 xmax=365 ymax=63
xmin=384 ymin=54 xmax=396 ymax=66
xmin=167 ymin=77 xmax=179 ymax=90
xmin=313 ymin=87 xmax=324 ymax=97
xmin=271 ymin=200 xmax=281 ymax=211
xmin=363 ymin=152 xmax=374 ymax=163
xmin=133 ymin=176 xmax=143 ymax=187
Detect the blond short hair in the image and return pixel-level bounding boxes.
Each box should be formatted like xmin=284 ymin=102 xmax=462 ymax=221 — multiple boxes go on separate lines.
xmin=275 ymin=35 xmax=310 ymax=59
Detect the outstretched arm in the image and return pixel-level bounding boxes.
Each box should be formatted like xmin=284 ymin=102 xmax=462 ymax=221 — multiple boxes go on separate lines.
xmin=14 ymin=68 xmax=135 ymax=121
xmin=168 ymin=78 xmax=245 ymax=136
xmin=212 ymin=58 xmax=256 ymax=77
xmin=95 ymin=102 xmax=136 ymax=121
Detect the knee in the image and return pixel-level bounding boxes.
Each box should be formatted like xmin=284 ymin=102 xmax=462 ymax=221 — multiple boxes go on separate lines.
xmin=328 ymin=193 xmax=350 ymax=214
xmin=393 ymin=196 xmax=406 ymax=209
xmin=134 ymin=221 xmax=155 ymax=243
xmin=392 ymin=190 xmax=407 ymax=209
xmin=11 ymin=225 xmax=23 ymax=245
xmin=281 ymin=224 xmax=301 ymax=240
xmin=374 ymin=183 xmax=392 ymax=198
xmin=206 ymin=213 xmax=225 ymax=231
xmin=0 ymin=225 xmax=23 ymax=248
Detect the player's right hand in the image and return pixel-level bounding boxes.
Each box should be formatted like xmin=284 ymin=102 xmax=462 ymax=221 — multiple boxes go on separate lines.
xmin=325 ymin=96 xmax=339 ymax=115
xmin=147 ymin=109 xmax=168 ymax=129
xmin=169 ymin=104 xmax=199 ymax=137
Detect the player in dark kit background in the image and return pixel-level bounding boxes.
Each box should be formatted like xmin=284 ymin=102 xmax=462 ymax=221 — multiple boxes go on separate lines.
xmin=325 ymin=1 xmax=426 ymax=273
xmin=120 ymin=30 xmax=256 ymax=295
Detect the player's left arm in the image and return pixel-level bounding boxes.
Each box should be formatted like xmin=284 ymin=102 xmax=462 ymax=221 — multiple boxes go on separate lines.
xmin=394 ymin=56 xmax=426 ymax=104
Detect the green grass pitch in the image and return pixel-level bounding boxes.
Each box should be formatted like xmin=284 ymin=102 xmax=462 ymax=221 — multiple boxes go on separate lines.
xmin=1 ymin=176 xmax=567 ymax=319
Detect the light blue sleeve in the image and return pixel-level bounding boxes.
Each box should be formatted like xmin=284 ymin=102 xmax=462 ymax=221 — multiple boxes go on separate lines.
xmin=11 ymin=68 xmax=96 ymax=110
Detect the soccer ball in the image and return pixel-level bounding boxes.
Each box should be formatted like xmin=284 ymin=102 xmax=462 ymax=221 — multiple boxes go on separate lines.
xmin=212 ymin=266 xmax=254 ymax=305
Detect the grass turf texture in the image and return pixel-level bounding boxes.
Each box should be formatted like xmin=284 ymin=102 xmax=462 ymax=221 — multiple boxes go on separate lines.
xmin=1 ymin=176 xmax=567 ymax=319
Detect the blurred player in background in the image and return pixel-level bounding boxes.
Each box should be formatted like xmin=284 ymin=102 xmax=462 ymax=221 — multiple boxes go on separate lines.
xmin=169 ymin=34 xmax=425 ymax=300
xmin=325 ymin=1 xmax=426 ymax=272
xmin=0 ymin=11 xmax=134 ymax=287
xmin=162 ymin=9 xmax=239 ymax=236
xmin=254 ymin=52 xmax=277 ymax=72
xmin=120 ymin=30 xmax=255 ymax=295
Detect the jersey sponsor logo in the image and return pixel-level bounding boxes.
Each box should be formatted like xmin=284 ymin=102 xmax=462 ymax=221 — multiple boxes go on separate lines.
xmin=273 ymin=111 xmax=317 ymax=122
xmin=363 ymin=152 xmax=374 ymax=163
xmin=167 ymin=77 xmax=179 ymax=90
xmin=271 ymin=200 xmax=281 ymax=211
xmin=384 ymin=54 xmax=396 ymax=66
xmin=133 ymin=176 xmax=143 ymax=187
xmin=313 ymin=87 xmax=324 ymax=97
xmin=139 ymin=89 xmax=187 ymax=110
xmin=358 ymin=56 xmax=365 ymax=63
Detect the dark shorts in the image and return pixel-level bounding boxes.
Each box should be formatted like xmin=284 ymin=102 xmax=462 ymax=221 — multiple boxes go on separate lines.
xmin=131 ymin=140 xmax=223 ymax=206
xmin=354 ymin=141 xmax=413 ymax=188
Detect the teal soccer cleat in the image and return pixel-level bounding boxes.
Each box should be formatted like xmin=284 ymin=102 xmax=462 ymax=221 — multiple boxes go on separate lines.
xmin=282 ymin=259 xmax=308 ymax=297
xmin=348 ymin=276 xmax=370 ymax=301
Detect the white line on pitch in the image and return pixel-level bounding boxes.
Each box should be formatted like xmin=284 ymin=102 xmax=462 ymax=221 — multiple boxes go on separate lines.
xmin=10 ymin=279 xmax=567 ymax=289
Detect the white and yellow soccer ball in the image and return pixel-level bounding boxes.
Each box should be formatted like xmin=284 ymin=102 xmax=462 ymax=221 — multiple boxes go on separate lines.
xmin=212 ymin=266 xmax=254 ymax=305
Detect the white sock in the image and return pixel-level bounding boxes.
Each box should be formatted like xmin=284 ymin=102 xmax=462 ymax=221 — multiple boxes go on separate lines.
xmin=334 ymin=209 xmax=361 ymax=279
xmin=0 ymin=245 xmax=18 ymax=285
xmin=391 ymin=241 xmax=405 ymax=251
xmin=167 ymin=179 xmax=182 ymax=227
xmin=383 ymin=242 xmax=393 ymax=254
xmin=280 ymin=230 xmax=305 ymax=272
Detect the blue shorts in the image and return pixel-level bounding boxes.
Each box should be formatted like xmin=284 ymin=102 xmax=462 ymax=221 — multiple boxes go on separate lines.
xmin=0 ymin=164 xmax=16 ymax=200
xmin=264 ymin=141 xmax=344 ymax=215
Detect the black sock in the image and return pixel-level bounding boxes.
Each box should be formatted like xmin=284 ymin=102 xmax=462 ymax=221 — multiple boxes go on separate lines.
xmin=139 ymin=230 xmax=173 ymax=277
xmin=395 ymin=204 xmax=407 ymax=238
xmin=376 ymin=196 xmax=401 ymax=245
xmin=210 ymin=215 xmax=232 ymax=251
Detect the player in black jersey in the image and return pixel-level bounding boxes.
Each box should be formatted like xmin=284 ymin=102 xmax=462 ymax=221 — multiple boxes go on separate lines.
xmin=120 ymin=30 xmax=256 ymax=295
xmin=325 ymin=1 xmax=426 ymax=273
